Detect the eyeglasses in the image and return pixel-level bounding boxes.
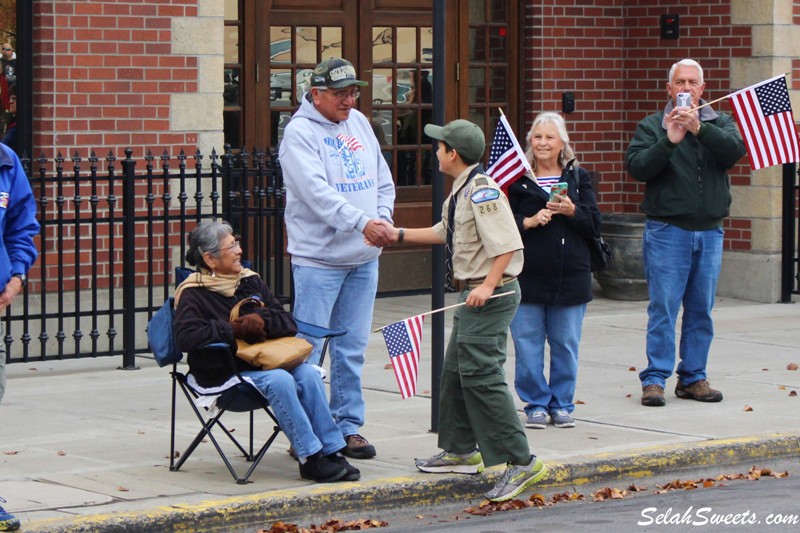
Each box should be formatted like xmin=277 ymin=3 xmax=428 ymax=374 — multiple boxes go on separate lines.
xmin=2 ymin=48 xmax=11 ymax=52
xmin=202 ymin=240 xmax=240 ymax=255
xmin=316 ymin=87 xmax=360 ymax=101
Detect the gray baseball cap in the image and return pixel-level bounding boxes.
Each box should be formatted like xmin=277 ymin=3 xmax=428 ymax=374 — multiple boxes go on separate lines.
xmin=424 ymin=119 xmax=486 ymax=161
xmin=310 ymin=58 xmax=368 ymax=89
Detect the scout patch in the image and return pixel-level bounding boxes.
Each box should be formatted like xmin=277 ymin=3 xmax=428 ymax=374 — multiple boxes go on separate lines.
xmin=470 ymin=188 xmax=500 ymax=203
xmin=474 ymin=177 xmax=489 ymax=187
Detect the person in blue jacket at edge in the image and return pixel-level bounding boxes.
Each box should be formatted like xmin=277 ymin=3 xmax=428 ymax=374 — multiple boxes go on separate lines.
xmin=0 ymin=142 xmax=40 ymax=532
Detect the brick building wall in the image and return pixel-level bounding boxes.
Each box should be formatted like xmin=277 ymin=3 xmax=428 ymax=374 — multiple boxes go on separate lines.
xmin=26 ymin=0 xmax=226 ymax=292
xmin=522 ymin=0 xmax=754 ymax=251
xmin=31 ymin=0 xmax=224 ymax=161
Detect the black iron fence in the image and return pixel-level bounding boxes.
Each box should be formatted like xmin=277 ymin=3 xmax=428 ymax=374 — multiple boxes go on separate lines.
xmin=781 ymin=163 xmax=799 ymax=301
xmin=5 ymin=146 xmax=288 ymax=366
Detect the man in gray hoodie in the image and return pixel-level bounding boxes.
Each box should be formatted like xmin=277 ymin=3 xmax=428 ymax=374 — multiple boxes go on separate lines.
xmin=278 ymin=58 xmax=395 ymax=459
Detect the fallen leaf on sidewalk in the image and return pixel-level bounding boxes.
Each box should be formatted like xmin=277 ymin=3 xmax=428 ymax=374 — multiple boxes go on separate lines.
xmin=3 ymin=451 xmax=19 ymax=455
xmin=778 ymin=385 xmax=786 ymax=390
xmin=57 ymin=451 xmax=66 ymax=456
xmin=789 ymin=391 xmax=797 ymax=397
xmin=575 ymin=400 xmax=586 ymax=405
xmin=744 ymin=405 xmax=753 ymax=411
xmin=384 ymin=363 xmax=392 ymax=369
xmin=117 ymin=486 xmax=129 ymax=492
xmin=264 ymin=518 xmax=388 ymax=532
xmin=787 ymin=363 xmax=798 ymax=370
xmin=628 ymin=367 xmax=636 ymax=371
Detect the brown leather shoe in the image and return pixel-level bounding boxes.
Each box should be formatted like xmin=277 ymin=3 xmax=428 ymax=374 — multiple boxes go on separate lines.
xmin=641 ymin=384 xmax=666 ymax=406
xmin=675 ymin=379 xmax=723 ymax=402
xmin=342 ymin=434 xmax=376 ymax=459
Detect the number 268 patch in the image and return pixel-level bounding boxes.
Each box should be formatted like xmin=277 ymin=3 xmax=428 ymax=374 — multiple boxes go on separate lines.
xmin=478 ymin=202 xmax=499 ymax=215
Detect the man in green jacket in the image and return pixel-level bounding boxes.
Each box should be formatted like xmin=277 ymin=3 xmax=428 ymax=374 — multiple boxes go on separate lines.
xmin=625 ymin=58 xmax=746 ymax=407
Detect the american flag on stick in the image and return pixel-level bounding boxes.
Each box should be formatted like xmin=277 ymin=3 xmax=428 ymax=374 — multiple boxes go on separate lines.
xmin=381 ymin=314 xmax=424 ymax=400
xmin=728 ymin=74 xmax=800 ymax=170
xmin=337 ymin=133 xmax=364 ymax=152
xmin=486 ymin=113 xmax=533 ymax=194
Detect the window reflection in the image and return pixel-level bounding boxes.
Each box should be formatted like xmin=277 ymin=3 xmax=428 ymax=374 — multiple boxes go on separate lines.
xmin=321 ymin=27 xmax=342 ymax=60
xmin=224 ymin=68 xmax=239 ymax=106
xmin=270 ymin=68 xmax=291 ymax=104
xmin=397 ymin=28 xmax=416 ymax=63
xmin=373 ymin=27 xmax=392 ymax=63
xmin=270 ymin=110 xmax=292 ymax=147
xmin=296 ymin=27 xmax=317 ymax=64
xmin=270 ymin=27 xmax=291 ymax=63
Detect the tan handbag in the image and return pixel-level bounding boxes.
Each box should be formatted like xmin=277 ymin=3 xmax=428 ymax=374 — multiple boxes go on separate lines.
xmin=229 ymin=298 xmax=313 ymax=371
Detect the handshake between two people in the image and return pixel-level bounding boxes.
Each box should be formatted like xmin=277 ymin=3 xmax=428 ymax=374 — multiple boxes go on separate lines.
xmin=363 ymin=219 xmax=400 ymax=248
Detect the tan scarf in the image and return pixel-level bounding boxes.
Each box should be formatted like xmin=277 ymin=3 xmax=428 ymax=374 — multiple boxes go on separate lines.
xmin=173 ymin=267 xmax=258 ymax=306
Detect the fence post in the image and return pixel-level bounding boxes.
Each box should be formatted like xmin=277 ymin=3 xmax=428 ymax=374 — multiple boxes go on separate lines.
xmin=781 ymin=163 xmax=797 ymax=303
xmin=121 ymin=148 xmax=139 ymax=369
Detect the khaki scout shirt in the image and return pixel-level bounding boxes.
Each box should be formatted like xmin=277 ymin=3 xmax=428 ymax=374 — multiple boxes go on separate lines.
xmin=432 ymin=164 xmax=523 ymax=281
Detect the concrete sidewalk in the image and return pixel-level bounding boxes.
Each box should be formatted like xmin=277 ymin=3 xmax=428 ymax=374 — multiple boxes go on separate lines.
xmin=2 ymin=292 xmax=799 ymax=532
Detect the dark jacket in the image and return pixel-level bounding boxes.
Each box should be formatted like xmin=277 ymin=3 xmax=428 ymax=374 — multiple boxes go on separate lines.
xmin=507 ymin=162 xmax=601 ymax=305
xmin=624 ymin=101 xmax=746 ymax=230
xmin=174 ymin=275 xmax=298 ymax=388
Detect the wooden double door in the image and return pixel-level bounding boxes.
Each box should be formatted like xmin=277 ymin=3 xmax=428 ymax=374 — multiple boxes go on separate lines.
xmin=226 ymin=0 xmax=520 ymax=232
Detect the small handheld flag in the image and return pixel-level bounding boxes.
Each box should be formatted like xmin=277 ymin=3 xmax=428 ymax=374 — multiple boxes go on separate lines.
xmin=487 ymin=113 xmax=532 ymax=193
xmin=728 ymin=74 xmax=800 ymax=170
xmin=381 ymin=314 xmax=424 ymax=399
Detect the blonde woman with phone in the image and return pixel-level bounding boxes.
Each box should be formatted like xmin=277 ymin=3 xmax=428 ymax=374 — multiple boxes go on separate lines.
xmin=507 ymin=112 xmax=601 ymax=430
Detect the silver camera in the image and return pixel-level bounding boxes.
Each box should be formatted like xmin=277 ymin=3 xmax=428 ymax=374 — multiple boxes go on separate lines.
xmin=676 ymin=92 xmax=692 ymax=108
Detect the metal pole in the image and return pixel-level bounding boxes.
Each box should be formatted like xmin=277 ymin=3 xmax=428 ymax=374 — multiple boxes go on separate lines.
xmin=121 ymin=150 xmax=139 ymax=369
xmin=780 ymin=163 xmax=796 ymax=303
xmin=430 ymin=0 xmax=446 ymax=433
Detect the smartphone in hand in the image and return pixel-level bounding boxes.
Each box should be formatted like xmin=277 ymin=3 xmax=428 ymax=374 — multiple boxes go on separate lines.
xmin=549 ymin=182 xmax=568 ymax=202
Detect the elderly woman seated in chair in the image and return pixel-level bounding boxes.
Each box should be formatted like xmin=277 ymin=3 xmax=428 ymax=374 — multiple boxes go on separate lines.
xmin=173 ymin=220 xmax=358 ymax=483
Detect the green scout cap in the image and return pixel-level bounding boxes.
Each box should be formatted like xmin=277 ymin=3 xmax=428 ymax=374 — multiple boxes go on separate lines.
xmin=310 ymin=58 xmax=368 ymax=89
xmin=424 ymin=119 xmax=486 ymax=161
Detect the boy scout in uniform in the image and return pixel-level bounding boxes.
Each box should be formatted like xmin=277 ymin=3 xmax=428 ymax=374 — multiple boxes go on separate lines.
xmin=373 ymin=119 xmax=547 ymax=502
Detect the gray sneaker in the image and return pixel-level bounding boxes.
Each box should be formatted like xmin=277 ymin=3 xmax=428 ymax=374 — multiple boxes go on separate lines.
xmin=550 ymin=410 xmax=575 ymax=428
xmin=415 ymin=449 xmax=484 ymax=474
xmin=525 ymin=411 xmax=548 ymax=429
xmin=485 ymin=455 xmax=548 ymax=502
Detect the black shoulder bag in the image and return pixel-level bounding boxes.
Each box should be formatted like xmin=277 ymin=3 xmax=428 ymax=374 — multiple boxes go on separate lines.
xmin=569 ymin=167 xmax=613 ymax=272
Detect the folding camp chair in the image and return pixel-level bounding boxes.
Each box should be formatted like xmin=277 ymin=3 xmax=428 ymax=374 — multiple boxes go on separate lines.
xmin=148 ymin=267 xmax=346 ymax=484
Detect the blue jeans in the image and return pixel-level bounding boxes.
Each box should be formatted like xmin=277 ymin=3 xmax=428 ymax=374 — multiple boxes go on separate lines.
xmin=640 ymin=220 xmax=723 ymax=388
xmin=291 ymin=260 xmax=379 ymax=437
xmin=241 ymin=364 xmax=345 ymax=460
xmin=510 ymin=302 xmax=586 ymax=415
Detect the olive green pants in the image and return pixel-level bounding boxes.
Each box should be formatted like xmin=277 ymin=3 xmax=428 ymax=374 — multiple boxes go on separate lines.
xmin=437 ymin=281 xmax=531 ymax=467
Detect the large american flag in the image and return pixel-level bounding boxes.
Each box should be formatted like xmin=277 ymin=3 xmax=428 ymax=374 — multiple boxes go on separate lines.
xmin=728 ymin=74 xmax=800 ymax=170
xmin=486 ymin=114 xmax=532 ymax=193
xmin=381 ymin=314 xmax=424 ymax=400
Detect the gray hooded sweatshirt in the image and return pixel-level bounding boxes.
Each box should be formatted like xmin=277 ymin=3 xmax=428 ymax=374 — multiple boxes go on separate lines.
xmin=279 ymin=93 xmax=395 ymax=268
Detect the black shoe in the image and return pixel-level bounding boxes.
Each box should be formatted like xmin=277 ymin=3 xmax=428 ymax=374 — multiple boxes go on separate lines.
xmin=342 ymin=434 xmax=376 ymax=459
xmin=328 ymin=452 xmax=361 ymax=481
xmin=299 ymin=451 xmax=347 ymax=483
